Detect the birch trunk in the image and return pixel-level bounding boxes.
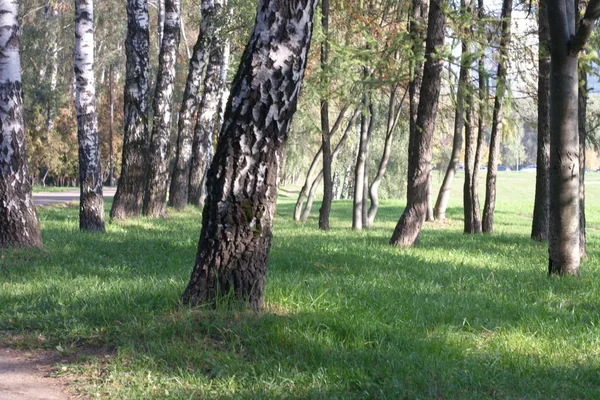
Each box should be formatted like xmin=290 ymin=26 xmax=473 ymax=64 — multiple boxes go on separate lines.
xmin=75 ymin=0 xmax=105 ymax=231
xmin=111 ymin=0 xmax=150 ymax=219
xmin=390 ymin=0 xmax=446 ymax=247
xmin=182 ymin=0 xmax=318 ymax=310
xmin=482 ymin=0 xmax=512 ymax=234
xmin=188 ymin=40 xmax=225 ymax=207
xmin=531 ymin=0 xmax=550 ymax=241
xmin=143 ymin=0 xmax=181 ymax=217
xmin=0 ymin=0 xmax=43 ymax=248
xmin=352 ymin=90 xmax=370 ymax=230
xmin=107 ymin=64 xmax=115 ymax=186
xmin=169 ymin=0 xmax=224 ymax=210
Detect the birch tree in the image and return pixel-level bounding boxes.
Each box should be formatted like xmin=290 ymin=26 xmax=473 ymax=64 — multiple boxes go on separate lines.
xmin=74 ymin=0 xmax=105 ymax=231
xmin=143 ymin=0 xmax=181 ymax=217
xmin=110 ymin=0 xmax=150 ymax=219
xmin=169 ymin=0 xmax=224 ymax=210
xmin=0 ymin=0 xmax=43 ymax=248
xmin=183 ymin=0 xmax=318 ymax=310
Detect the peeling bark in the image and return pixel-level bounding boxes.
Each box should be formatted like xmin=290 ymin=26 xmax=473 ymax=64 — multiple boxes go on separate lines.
xmin=143 ymin=0 xmax=181 ymax=217
xmin=75 ymin=0 xmax=105 ymax=231
xmin=390 ymin=0 xmax=445 ymax=247
xmin=169 ymin=0 xmax=224 ymax=210
xmin=0 ymin=0 xmax=43 ymax=248
xmin=111 ymin=0 xmax=150 ymax=220
xmin=182 ymin=0 xmax=318 ymax=310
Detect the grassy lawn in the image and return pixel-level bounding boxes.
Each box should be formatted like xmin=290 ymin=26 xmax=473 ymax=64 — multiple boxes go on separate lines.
xmin=2 ymin=172 xmax=600 ymax=398
xmin=31 ymin=185 xmax=78 ymax=193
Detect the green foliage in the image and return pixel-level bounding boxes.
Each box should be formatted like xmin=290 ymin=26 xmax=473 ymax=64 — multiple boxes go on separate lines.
xmin=2 ymin=174 xmax=600 ymax=398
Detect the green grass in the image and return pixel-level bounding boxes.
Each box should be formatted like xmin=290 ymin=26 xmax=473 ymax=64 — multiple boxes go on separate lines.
xmin=2 ymin=172 xmax=600 ymax=399
xmin=31 ymin=185 xmax=78 ymax=193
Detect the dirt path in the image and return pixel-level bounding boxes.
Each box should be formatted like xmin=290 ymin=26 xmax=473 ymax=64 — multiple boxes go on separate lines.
xmin=0 ymin=347 xmax=73 ymax=400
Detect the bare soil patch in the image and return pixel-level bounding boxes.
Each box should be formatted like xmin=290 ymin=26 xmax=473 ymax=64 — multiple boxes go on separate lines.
xmin=0 ymin=346 xmax=76 ymax=400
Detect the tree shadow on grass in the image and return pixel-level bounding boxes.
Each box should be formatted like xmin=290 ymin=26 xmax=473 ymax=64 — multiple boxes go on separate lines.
xmin=2 ymin=200 xmax=600 ymax=398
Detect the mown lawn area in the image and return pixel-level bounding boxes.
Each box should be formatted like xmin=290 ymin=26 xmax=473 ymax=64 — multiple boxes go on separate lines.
xmin=1 ymin=172 xmax=600 ymax=399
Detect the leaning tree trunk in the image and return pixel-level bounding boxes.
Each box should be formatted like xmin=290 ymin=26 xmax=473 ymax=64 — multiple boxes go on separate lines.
xmin=169 ymin=0 xmax=223 ymax=210
xmin=293 ymin=144 xmax=322 ymax=221
xmin=390 ymin=0 xmax=446 ymax=247
xmin=434 ymin=37 xmax=468 ymax=221
xmin=111 ymin=0 xmax=150 ymax=220
xmin=182 ymin=0 xmax=318 ymax=310
xmin=482 ymin=0 xmax=512 ymax=234
xmin=366 ymin=85 xmax=406 ymax=228
xmin=143 ymin=0 xmax=181 ymax=217
xmin=75 ymin=0 xmax=105 ymax=231
xmin=531 ymin=0 xmax=551 ymax=241
xmin=0 ymin=0 xmax=43 ymax=248
xmin=187 ymin=41 xmax=226 ymax=207
xmin=579 ymin=69 xmax=587 ymax=259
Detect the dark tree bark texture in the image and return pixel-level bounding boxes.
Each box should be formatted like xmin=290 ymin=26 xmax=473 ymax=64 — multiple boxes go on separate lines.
xmin=183 ymin=0 xmax=318 ymax=310
xmin=390 ymin=0 xmax=446 ymax=247
xmin=75 ymin=0 xmax=105 ymax=231
xmin=531 ymin=0 xmax=551 ymax=241
xmin=318 ymin=0 xmax=332 ymax=231
xmin=547 ymin=1 xmax=581 ymax=275
xmin=143 ymin=0 xmax=181 ymax=217
xmin=579 ymin=70 xmax=587 ymax=259
xmin=111 ymin=0 xmax=150 ymax=220
xmin=0 ymin=0 xmax=43 ymax=248
xmin=482 ymin=0 xmax=512 ymax=234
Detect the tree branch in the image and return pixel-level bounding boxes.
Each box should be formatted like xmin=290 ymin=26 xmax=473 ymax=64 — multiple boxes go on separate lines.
xmin=569 ymin=0 xmax=600 ymax=56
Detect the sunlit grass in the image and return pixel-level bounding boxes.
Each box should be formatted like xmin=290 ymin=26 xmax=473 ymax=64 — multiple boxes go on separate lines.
xmin=1 ymin=172 xmax=600 ymax=398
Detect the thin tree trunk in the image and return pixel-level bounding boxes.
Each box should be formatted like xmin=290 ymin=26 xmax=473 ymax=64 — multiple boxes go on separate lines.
xmin=361 ymin=102 xmax=375 ymax=228
xmin=0 ymin=0 xmax=43 ymax=248
xmin=318 ymin=0 xmax=332 ymax=231
xmin=187 ymin=40 xmax=226 ymax=207
xmin=531 ymin=0 xmax=551 ymax=241
xmin=300 ymin=109 xmax=359 ymax=222
xmin=352 ymin=90 xmax=370 ymax=230
xmin=111 ymin=0 xmax=150 ymax=219
xmin=463 ymin=72 xmax=477 ymax=233
xmin=182 ymin=0 xmax=318 ymax=310
xmin=547 ymin=1 xmax=580 ymax=275
xmin=366 ymin=85 xmax=406 ymax=227
xmin=157 ymin=0 xmax=164 ymax=48
xmin=169 ymin=0 xmax=223 ymax=210
xmin=434 ymin=37 xmax=468 ymax=221
xmin=75 ymin=0 xmax=105 ymax=231
xmin=482 ymin=0 xmax=512 ymax=234
xmin=107 ymin=64 xmax=115 ymax=186
xmin=390 ymin=0 xmax=446 ymax=247
xmin=340 ymin=164 xmax=350 ymax=199
xmin=426 ymin=171 xmax=434 ymax=221
xmin=579 ymin=69 xmax=587 ymax=259
xmin=293 ymin=144 xmax=322 ymax=221
xmin=143 ymin=0 xmax=181 ymax=217
xmin=470 ymin=27 xmax=486 ymax=234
